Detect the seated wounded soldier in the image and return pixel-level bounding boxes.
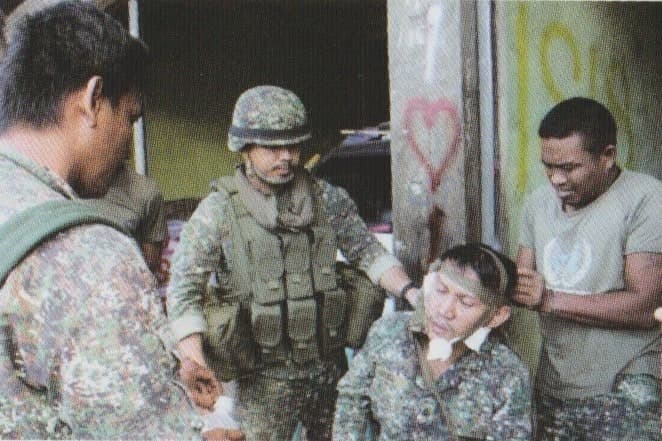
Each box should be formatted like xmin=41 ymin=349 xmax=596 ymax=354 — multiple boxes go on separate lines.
xmin=333 ymin=243 xmax=532 ymax=441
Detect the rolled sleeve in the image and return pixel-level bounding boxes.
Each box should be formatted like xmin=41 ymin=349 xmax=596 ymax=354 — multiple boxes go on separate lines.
xmin=169 ymin=313 xmax=208 ymax=343
xmin=365 ymin=253 xmax=402 ymax=284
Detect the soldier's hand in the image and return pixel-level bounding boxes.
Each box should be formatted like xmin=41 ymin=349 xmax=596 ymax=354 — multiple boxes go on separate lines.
xmin=654 ymin=307 xmax=662 ymax=323
xmin=202 ymin=428 xmax=246 ymax=441
xmin=514 ymin=267 xmax=549 ymax=310
xmin=179 ymin=357 xmax=222 ymax=410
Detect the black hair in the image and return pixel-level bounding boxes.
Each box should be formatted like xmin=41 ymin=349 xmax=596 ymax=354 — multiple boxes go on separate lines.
xmin=538 ymin=97 xmax=617 ymax=155
xmin=0 ymin=1 xmax=148 ymax=132
xmin=439 ymin=243 xmax=517 ymax=304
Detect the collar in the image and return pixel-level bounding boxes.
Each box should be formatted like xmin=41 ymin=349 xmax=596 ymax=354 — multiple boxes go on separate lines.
xmin=0 ymin=145 xmax=77 ymax=199
xmin=233 ymin=165 xmax=315 ymax=231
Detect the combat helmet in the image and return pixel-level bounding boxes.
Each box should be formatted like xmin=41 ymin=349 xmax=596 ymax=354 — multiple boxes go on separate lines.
xmin=228 ymin=85 xmax=311 ymax=152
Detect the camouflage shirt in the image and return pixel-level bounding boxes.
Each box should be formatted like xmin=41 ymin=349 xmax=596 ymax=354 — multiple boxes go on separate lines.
xmin=0 ymin=147 xmax=203 ymax=439
xmin=333 ymin=313 xmax=532 ymax=441
xmin=167 ymin=170 xmax=400 ymax=378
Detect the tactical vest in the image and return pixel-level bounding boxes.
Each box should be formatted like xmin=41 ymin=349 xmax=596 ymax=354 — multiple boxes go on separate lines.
xmin=204 ymin=176 xmax=350 ymax=380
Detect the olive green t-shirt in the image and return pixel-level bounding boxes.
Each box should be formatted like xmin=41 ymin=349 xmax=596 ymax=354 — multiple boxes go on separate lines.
xmin=520 ymin=169 xmax=662 ymax=399
xmin=93 ymin=163 xmax=167 ymax=244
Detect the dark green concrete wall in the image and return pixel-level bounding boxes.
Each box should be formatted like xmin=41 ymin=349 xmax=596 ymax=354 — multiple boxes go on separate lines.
xmin=139 ymin=2 xmax=389 ymax=199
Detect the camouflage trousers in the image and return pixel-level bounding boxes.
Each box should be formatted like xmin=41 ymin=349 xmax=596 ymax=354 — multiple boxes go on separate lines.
xmin=235 ymin=358 xmax=347 ymax=441
xmin=535 ymin=374 xmax=660 ymax=441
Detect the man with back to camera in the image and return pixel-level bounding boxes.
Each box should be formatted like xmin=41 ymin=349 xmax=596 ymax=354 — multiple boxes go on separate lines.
xmin=0 ymin=2 xmax=211 ymax=438
xmin=167 ymin=85 xmax=420 ymax=441
xmin=514 ymin=97 xmax=662 ymax=440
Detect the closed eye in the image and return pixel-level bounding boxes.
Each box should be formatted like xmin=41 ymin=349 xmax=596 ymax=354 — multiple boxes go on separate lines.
xmin=458 ymin=295 xmax=478 ymax=307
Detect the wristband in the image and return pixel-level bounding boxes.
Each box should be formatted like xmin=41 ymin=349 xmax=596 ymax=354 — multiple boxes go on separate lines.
xmin=398 ymin=282 xmax=418 ymax=299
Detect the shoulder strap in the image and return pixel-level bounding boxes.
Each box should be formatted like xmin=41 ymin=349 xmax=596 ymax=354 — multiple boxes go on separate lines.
xmin=0 ymin=199 xmax=128 ymax=285
xmin=210 ymin=176 xmax=238 ymax=194
xmin=209 ymin=176 xmax=253 ymax=304
xmin=415 ymin=338 xmax=462 ymax=441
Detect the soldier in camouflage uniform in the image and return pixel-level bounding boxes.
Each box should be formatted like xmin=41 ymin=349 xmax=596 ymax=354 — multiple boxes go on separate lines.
xmin=333 ymin=244 xmax=532 ymax=441
xmin=0 ymin=3 xmax=204 ymax=439
xmin=514 ymin=98 xmax=661 ymax=441
xmin=167 ymin=85 xmax=420 ymax=441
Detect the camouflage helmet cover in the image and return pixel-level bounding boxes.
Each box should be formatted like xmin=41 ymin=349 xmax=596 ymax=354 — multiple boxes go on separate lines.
xmin=228 ymin=85 xmax=311 ymax=152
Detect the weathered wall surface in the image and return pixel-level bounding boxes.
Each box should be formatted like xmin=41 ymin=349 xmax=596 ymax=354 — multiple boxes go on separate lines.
xmin=387 ymin=0 xmax=469 ymax=282
xmin=495 ymin=1 xmax=662 ymax=256
xmin=140 ymin=2 xmax=390 ymax=199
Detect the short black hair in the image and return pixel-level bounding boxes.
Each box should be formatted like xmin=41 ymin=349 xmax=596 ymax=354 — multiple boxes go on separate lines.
xmin=440 ymin=243 xmax=517 ymax=304
xmin=538 ymin=97 xmax=617 ymax=155
xmin=0 ymin=1 xmax=148 ymax=132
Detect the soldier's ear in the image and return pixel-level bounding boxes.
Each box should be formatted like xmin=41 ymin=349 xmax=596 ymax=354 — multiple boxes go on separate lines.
xmin=81 ymin=76 xmax=104 ymax=128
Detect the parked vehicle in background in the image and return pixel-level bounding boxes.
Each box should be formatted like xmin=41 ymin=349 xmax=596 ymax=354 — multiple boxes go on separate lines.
xmin=312 ymin=122 xmax=392 ymax=251
xmin=311 ymin=122 xmax=395 ymax=315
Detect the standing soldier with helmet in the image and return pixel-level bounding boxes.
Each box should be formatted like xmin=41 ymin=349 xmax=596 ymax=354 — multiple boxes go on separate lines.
xmin=167 ymin=85 xmax=419 ymax=440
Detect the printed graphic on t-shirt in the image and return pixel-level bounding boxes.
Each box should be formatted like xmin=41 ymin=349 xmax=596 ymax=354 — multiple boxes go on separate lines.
xmin=543 ymin=236 xmax=592 ymax=289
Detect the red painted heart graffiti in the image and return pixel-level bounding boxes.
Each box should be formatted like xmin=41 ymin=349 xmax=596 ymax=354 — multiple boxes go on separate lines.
xmin=403 ymin=97 xmax=462 ymax=192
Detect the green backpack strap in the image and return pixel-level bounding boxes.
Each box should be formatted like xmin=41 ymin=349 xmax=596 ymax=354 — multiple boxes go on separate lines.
xmin=0 ymin=199 xmax=129 ymax=286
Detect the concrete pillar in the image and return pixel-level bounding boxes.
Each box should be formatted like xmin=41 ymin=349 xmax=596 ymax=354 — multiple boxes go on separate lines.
xmin=387 ymin=0 xmax=478 ymax=282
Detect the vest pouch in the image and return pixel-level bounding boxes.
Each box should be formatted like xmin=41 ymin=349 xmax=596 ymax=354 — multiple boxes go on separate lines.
xmin=203 ymin=302 xmax=257 ymax=381
xmin=249 ymin=234 xmax=286 ymax=305
xmin=311 ymin=226 xmax=338 ymax=291
xmin=321 ymin=288 xmax=347 ymax=357
xmin=251 ymin=303 xmax=287 ymax=365
xmin=252 ymin=278 xmax=286 ymax=305
xmin=287 ymin=298 xmax=319 ymax=364
xmin=286 ymin=271 xmax=315 ymax=300
xmin=336 ymin=262 xmax=385 ymax=349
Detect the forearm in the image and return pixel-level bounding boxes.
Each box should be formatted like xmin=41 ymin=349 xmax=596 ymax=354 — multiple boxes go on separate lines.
xmin=378 ymin=265 xmax=420 ymax=305
xmin=176 ymin=333 xmax=207 ymax=366
xmin=541 ymin=288 xmax=659 ymax=329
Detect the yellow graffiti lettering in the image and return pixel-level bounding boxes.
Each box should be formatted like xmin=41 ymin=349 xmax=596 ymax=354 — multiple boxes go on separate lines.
xmin=541 ymin=22 xmax=582 ymax=102
xmin=589 ymin=45 xmax=599 ymax=96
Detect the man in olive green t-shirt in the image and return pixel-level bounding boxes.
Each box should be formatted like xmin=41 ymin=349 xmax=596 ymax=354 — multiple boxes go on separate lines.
xmin=514 ymin=97 xmax=662 ymax=441
xmin=93 ymin=161 xmax=167 ymax=273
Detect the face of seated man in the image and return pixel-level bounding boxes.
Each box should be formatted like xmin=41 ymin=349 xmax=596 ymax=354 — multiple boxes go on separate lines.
xmin=423 ymin=260 xmax=511 ymax=346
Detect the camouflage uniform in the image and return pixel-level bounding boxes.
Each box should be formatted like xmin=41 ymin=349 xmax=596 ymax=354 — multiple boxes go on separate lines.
xmin=535 ymin=375 xmax=660 ymax=441
xmin=333 ymin=312 xmax=532 ymax=441
xmin=0 ymin=147 xmax=203 ymax=439
xmin=167 ymin=171 xmax=400 ymax=441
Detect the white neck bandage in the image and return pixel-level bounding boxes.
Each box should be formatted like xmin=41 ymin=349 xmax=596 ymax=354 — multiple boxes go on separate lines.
xmin=427 ymin=327 xmax=491 ymax=361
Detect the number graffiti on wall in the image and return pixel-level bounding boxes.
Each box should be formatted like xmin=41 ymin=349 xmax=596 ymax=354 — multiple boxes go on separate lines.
xmin=516 ymin=3 xmax=634 ymax=195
